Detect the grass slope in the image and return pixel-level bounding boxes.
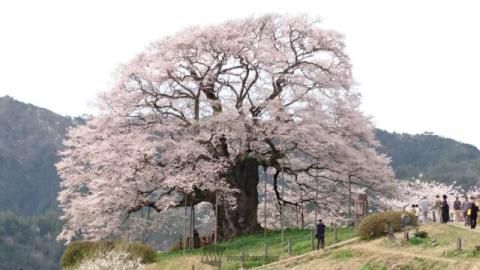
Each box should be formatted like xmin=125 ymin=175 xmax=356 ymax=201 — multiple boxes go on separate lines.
xmin=146 ymin=227 xmax=356 ymax=270
xmin=260 ymin=223 xmax=480 ymax=270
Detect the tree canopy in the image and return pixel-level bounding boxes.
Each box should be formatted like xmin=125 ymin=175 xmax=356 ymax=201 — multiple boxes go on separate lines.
xmin=57 ymin=14 xmax=393 ymax=242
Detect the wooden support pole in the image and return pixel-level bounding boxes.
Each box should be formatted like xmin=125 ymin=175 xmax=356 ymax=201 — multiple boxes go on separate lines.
xmin=334 ymin=222 xmax=338 ymax=243
xmin=190 ymin=203 xmax=194 ymax=249
xmin=386 ymin=223 xmax=395 ymax=241
xmin=295 ymin=205 xmax=299 ymax=228
xmin=287 ymin=238 xmax=292 ymax=256
xmin=314 ymin=159 xmax=319 ymax=225
xmin=263 ymin=166 xmax=268 ymax=257
xmin=264 ymin=243 xmax=268 ymax=259
xmin=457 ymin=238 xmax=462 ymax=251
xmin=240 ymin=250 xmax=245 ymax=268
xmin=214 ymin=191 xmax=218 ymax=245
xmin=299 ymin=176 xmax=304 ymax=229
xmin=183 ymin=194 xmax=188 ymax=255
xmin=348 ymin=176 xmax=352 ymax=222
xmin=281 ymin=166 xmax=285 ymax=243
xmin=311 ymin=230 xmax=315 ymax=250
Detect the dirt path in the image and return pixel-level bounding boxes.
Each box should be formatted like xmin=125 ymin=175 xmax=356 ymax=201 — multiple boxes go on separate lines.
xmin=257 ymin=228 xmax=465 ymax=270
xmin=254 ymin=237 xmax=360 ymax=269
xmin=450 ymin=223 xmax=480 ymax=233
xmin=258 ymin=223 xmax=480 ymax=269
xmin=257 ymin=240 xmax=460 ymax=270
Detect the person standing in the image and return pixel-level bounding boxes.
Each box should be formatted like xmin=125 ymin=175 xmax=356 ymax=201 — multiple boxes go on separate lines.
xmin=211 ymin=230 xmax=216 ymax=244
xmin=419 ymin=196 xmax=430 ymax=223
xmin=414 ymin=204 xmax=421 ymax=223
xmin=316 ymin=219 xmax=326 ymax=250
xmin=409 ymin=204 xmax=416 ymax=216
xmin=470 ymin=202 xmax=479 ymax=229
xmin=433 ymin=195 xmax=442 ymax=223
xmin=193 ymin=229 xmax=201 ymax=248
xmin=461 ymin=196 xmax=471 ymax=227
xmin=441 ymin=195 xmax=450 ymax=224
xmin=401 ymin=207 xmax=411 ymax=228
xmin=453 ymin=196 xmax=462 ymax=223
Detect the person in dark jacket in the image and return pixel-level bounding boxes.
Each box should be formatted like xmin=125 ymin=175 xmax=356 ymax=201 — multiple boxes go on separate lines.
xmin=193 ymin=229 xmax=201 ymax=248
xmin=470 ymin=202 xmax=479 ymax=229
xmin=441 ymin=194 xmax=450 ymax=224
xmin=316 ymin=219 xmax=326 ymax=250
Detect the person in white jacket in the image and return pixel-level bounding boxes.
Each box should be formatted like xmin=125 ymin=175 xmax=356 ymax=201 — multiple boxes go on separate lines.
xmin=419 ymin=196 xmax=430 ymax=223
xmin=433 ymin=195 xmax=442 ymax=222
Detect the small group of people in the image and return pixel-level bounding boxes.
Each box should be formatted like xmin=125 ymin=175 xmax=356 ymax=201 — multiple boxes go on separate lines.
xmin=180 ymin=229 xmax=216 ymax=249
xmin=314 ymin=195 xmax=480 ymax=251
xmin=413 ymin=195 xmax=479 ymax=229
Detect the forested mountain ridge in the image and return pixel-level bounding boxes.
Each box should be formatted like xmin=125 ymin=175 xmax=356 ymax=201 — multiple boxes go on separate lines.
xmin=0 ymin=95 xmax=72 ymax=269
xmin=2 ymin=96 xmax=480 ymax=210
xmin=375 ymin=129 xmax=480 ymax=187
xmin=1 ymin=96 xmax=480 ymax=269
xmin=0 ymin=95 xmax=73 ymax=215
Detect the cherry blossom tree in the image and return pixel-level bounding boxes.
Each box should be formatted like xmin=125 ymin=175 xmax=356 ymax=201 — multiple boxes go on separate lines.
xmin=258 ymin=176 xmax=349 ymax=230
xmin=57 ymin=14 xmax=393 ymax=243
xmin=377 ymin=178 xmax=478 ymax=211
xmin=77 ymin=251 xmax=144 ymax=270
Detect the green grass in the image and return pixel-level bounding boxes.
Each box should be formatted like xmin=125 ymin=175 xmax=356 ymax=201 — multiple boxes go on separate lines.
xmin=408 ymin=236 xmax=430 ymax=246
xmin=152 ymin=226 xmax=356 ymax=270
xmin=443 ymin=249 xmax=479 ymax=258
xmin=360 ymin=262 xmax=388 ymax=270
xmin=242 ymin=224 xmax=480 ymax=270
xmin=332 ymin=249 xmax=354 ymax=261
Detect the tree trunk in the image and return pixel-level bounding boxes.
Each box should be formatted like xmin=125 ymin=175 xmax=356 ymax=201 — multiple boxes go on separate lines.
xmin=216 ymin=157 xmax=262 ymax=240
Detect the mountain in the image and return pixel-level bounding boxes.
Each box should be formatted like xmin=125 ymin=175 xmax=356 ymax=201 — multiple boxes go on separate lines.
xmin=375 ymin=129 xmax=480 ymax=187
xmin=0 ymin=96 xmax=73 ymax=269
xmin=2 ymin=96 xmax=480 ymax=268
xmin=0 ymin=95 xmax=73 ymax=215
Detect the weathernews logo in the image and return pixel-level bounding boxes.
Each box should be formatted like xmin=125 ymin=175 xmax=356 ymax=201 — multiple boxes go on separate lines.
xmin=201 ymin=245 xmax=279 ymax=267
xmin=201 ymin=245 xmax=225 ymax=267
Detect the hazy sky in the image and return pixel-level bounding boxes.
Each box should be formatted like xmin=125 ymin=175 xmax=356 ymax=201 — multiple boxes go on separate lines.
xmin=1 ymin=0 xmax=479 ymax=147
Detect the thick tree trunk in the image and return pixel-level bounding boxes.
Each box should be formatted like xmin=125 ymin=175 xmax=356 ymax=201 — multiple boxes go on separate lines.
xmin=216 ymin=157 xmax=262 ymax=240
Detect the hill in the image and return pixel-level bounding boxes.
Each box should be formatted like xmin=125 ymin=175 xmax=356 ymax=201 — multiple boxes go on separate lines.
xmin=146 ymin=223 xmax=480 ymax=270
xmin=146 ymin=227 xmax=356 ymax=270
xmin=376 ymin=129 xmax=480 ymax=187
xmin=258 ymin=223 xmax=480 ymax=270
xmin=0 ymin=95 xmax=73 ymax=214
xmin=0 ymin=96 xmax=74 ymax=269
xmin=2 ymin=96 xmax=480 ymax=268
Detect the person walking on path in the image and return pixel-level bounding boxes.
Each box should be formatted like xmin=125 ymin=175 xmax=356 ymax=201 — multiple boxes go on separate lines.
xmin=469 ymin=202 xmax=479 ymax=229
xmin=419 ymin=196 xmax=430 ymax=223
xmin=441 ymin=195 xmax=450 ymax=224
xmin=453 ymin=196 xmax=462 ymax=223
xmin=433 ymin=195 xmax=442 ymax=223
xmin=462 ymin=196 xmax=471 ymax=227
xmin=316 ymin=219 xmax=326 ymax=250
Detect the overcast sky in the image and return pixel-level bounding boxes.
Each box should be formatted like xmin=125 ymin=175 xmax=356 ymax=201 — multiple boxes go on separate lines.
xmin=1 ymin=0 xmax=479 ymax=147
